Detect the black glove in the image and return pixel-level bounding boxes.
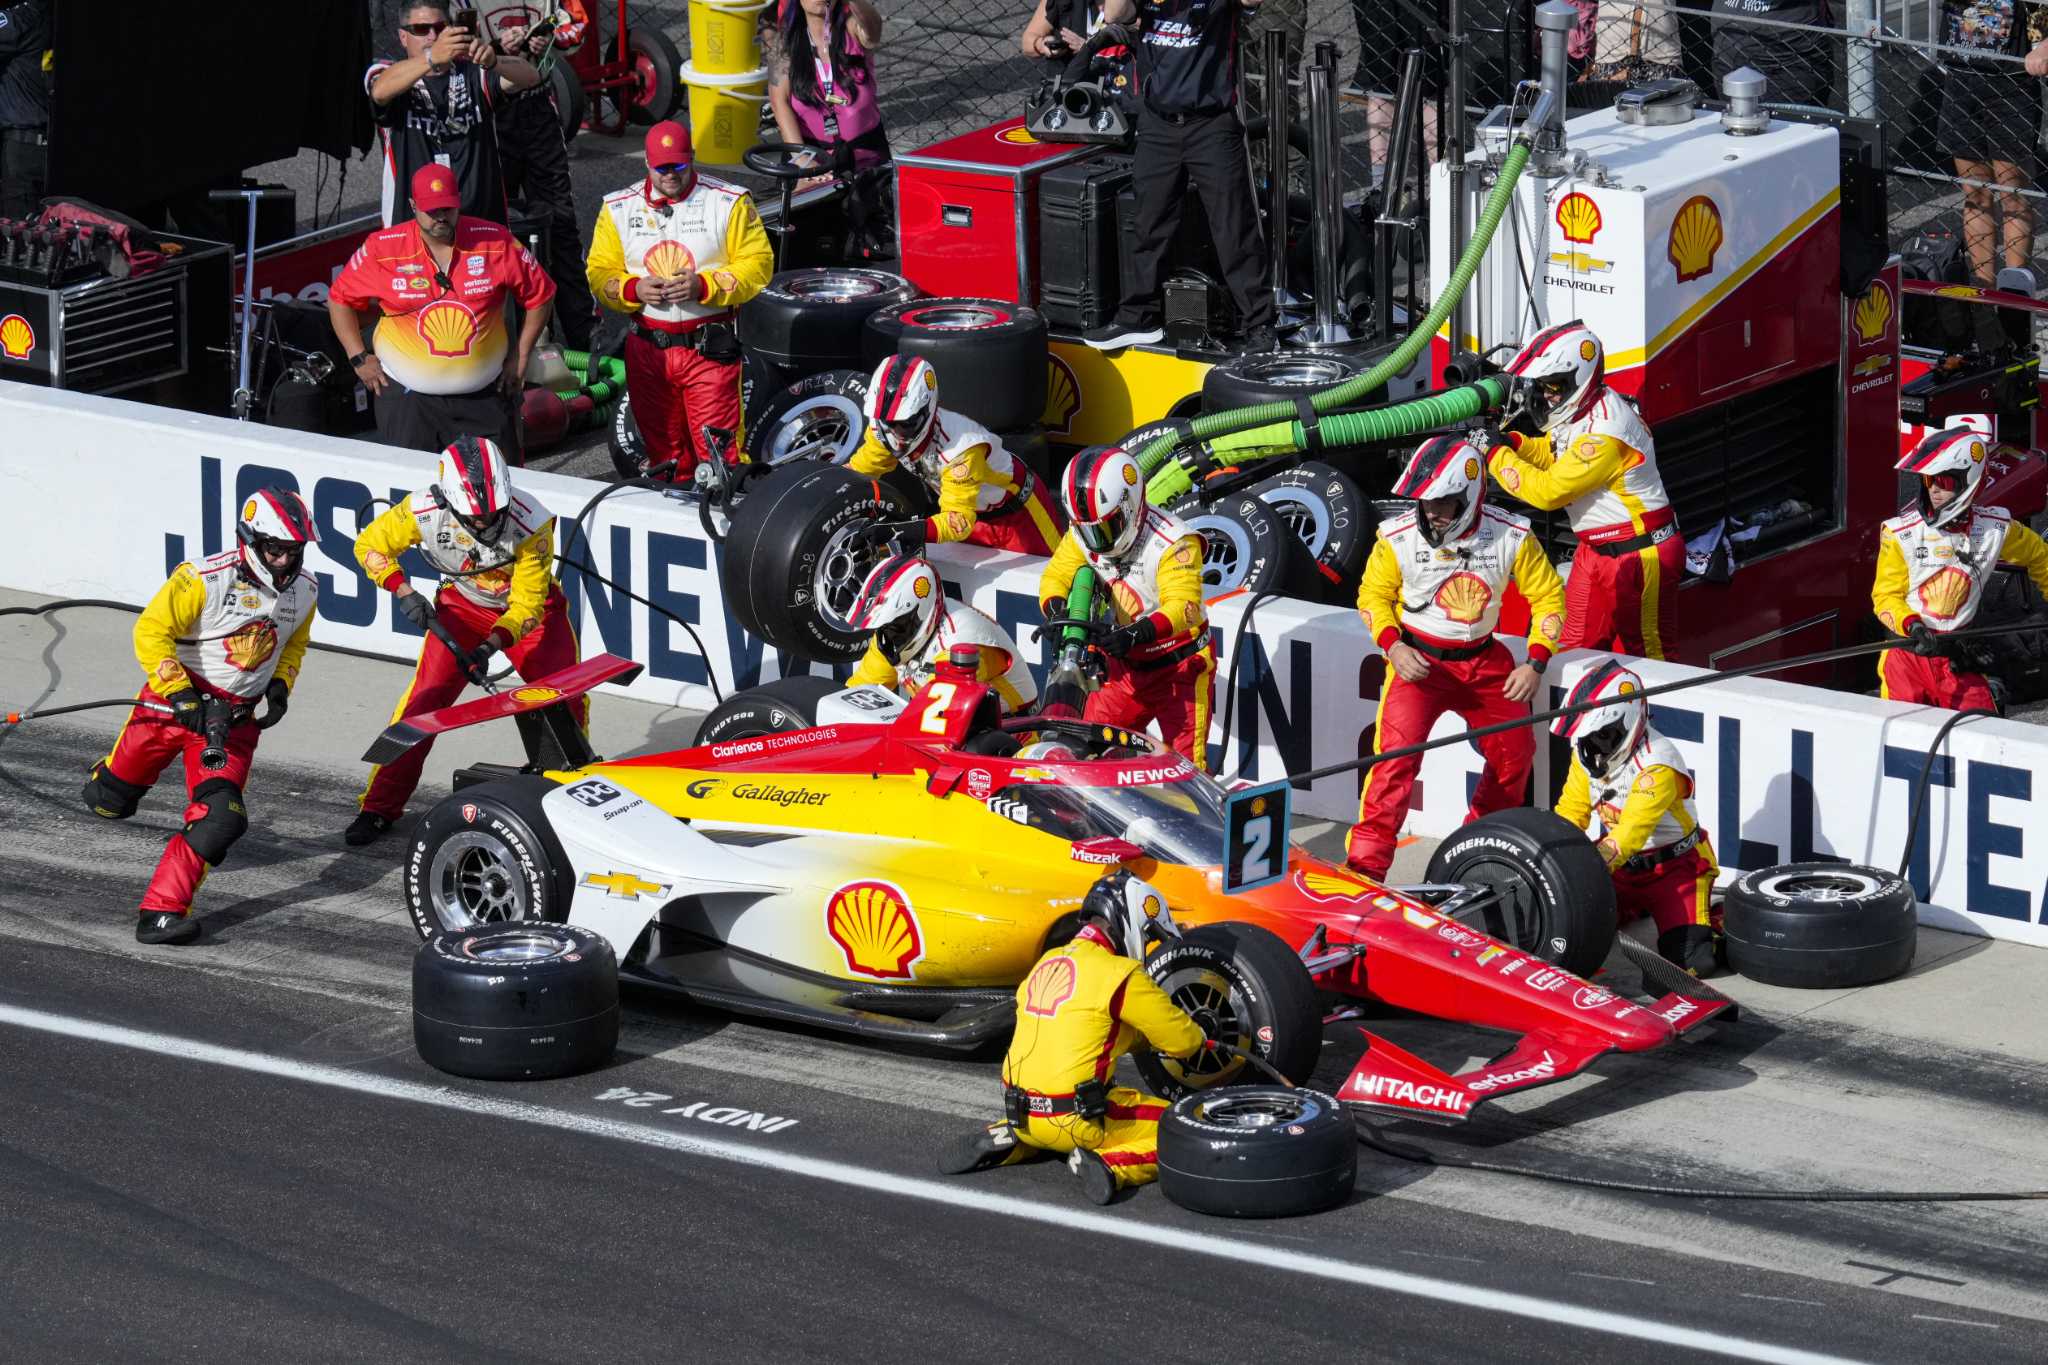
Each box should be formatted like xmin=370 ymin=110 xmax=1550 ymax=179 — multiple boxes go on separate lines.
xmin=255 ymin=678 xmax=290 ymax=731
xmin=859 ymin=518 xmax=926 ymax=552
xmin=1907 ymin=619 xmax=1944 ymax=657
xmin=396 ymin=590 xmax=437 ymax=633
xmin=1098 ymin=617 xmax=1159 ymax=658
xmin=168 ymin=689 xmax=207 ymax=735
xmin=1469 ymin=425 xmax=1508 ymax=454
xmin=461 ymin=634 xmax=503 ymax=681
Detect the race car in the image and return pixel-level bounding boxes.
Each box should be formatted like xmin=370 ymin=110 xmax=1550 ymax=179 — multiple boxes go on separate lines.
xmin=379 ymin=651 xmax=1732 ymax=1123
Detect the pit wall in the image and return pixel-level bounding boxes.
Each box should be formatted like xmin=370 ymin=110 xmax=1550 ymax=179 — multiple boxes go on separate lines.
xmin=4 ymin=386 xmax=2044 ymax=947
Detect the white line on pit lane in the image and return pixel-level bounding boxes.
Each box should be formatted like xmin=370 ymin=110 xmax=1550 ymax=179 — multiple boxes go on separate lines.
xmin=0 ymin=1001 xmax=1866 ymax=1365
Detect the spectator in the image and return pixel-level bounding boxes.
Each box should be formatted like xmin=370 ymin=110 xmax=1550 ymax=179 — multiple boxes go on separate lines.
xmin=1586 ymin=0 xmax=1681 ymax=82
xmin=366 ymin=2 xmax=539 ymax=226
xmin=327 ymin=163 xmax=556 ymax=455
xmin=766 ymin=0 xmax=894 ymax=259
xmin=0 ymin=0 xmax=49 ymax=218
xmin=1347 ymin=0 xmax=1438 ymax=196
xmin=1710 ymin=0 xmax=1836 ymax=109
xmin=1021 ymin=0 xmax=1135 ymax=116
xmin=486 ymin=9 xmax=598 ymax=351
xmin=1939 ymin=0 xmax=2046 ymax=291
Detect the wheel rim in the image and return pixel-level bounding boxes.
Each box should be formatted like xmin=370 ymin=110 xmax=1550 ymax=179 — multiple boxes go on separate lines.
xmin=1153 ymin=963 xmax=1253 ymax=1088
xmin=1236 ymin=356 xmax=1354 ymax=387
xmin=428 ymin=831 xmax=535 ymax=933
xmin=1188 ymin=1091 xmax=1317 ymax=1128
xmin=1447 ymin=857 xmax=1558 ymax=960
xmin=902 ymin=304 xmax=1007 ymax=329
xmin=1257 ymin=487 xmax=1331 ymax=557
xmin=810 ymin=522 xmax=877 ymax=633
xmin=1184 ymin=514 xmax=1253 ymax=593
xmin=1755 ymin=871 xmax=1883 ymax=902
xmin=464 ymin=931 xmax=568 ymax=963
xmin=782 ymin=270 xmax=889 ymax=302
xmin=763 ymin=396 xmax=864 ymax=463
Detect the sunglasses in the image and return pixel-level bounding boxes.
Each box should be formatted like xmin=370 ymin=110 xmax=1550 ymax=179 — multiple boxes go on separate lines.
xmin=403 ymin=21 xmax=450 ymax=36
xmin=650 ymin=162 xmax=691 ymax=175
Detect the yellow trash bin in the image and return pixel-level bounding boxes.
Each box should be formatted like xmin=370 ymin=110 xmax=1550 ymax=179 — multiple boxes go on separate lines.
xmin=682 ymin=61 xmax=769 ymax=167
xmin=688 ymin=0 xmax=770 ymax=76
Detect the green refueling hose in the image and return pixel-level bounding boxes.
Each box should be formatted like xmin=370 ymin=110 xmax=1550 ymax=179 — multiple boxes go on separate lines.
xmin=562 ymin=350 xmax=628 ymax=388
xmin=1060 ymin=566 xmax=1099 ymax=651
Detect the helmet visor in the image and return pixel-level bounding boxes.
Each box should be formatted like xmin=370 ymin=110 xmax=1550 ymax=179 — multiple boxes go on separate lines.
xmin=1074 ymin=506 xmax=1129 ymax=555
xmin=879 ymin=413 xmax=926 ymax=454
xmin=876 ymin=610 xmax=922 ymax=660
xmin=455 ymin=507 xmax=509 ymax=542
xmin=253 ymin=536 xmax=306 ymax=583
xmin=1576 ymin=718 xmax=1629 ymax=777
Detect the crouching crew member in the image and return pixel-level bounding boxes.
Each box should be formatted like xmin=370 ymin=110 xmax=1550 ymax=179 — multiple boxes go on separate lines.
xmin=1552 ymin=658 xmax=1720 ymax=973
xmin=1346 ymin=435 xmax=1565 ymax=880
xmin=851 ymin=355 xmax=1065 ymax=555
xmin=1039 ymin=445 xmax=1214 ymax=767
xmin=846 ymin=554 xmax=1039 ymax=712
xmin=1482 ymin=322 xmax=1681 ymax=659
xmin=586 ymin=119 xmax=774 ymax=482
xmin=1876 ymin=426 xmax=2048 ymax=710
xmin=940 ymin=871 xmax=1210 ymax=1203
xmin=346 ymin=437 xmax=583 ymax=846
xmin=83 ymin=490 xmax=319 ymax=945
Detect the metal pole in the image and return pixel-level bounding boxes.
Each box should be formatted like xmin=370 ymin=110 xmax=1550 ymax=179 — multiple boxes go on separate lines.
xmin=236 ymin=193 xmax=260 ymax=418
xmin=1533 ymin=1 xmax=1574 ymax=165
xmin=1445 ymin=0 xmax=1470 ymax=358
xmin=1304 ymin=48 xmax=1347 ymax=344
xmin=1264 ymin=26 xmax=1290 ymax=321
xmin=1378 ymin=50 xmax=1426 ymax=342
xmin=1847 ymin=0 xmax=1877 ymax=121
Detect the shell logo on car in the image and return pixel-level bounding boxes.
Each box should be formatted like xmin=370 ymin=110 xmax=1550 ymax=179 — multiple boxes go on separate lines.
xmin=0 ymin=313 xmax=36 ymax=360
xmin=825 ymin=879 xmax=925 ymax=979
xmin=1918 ymin=566 xmax=1972 ymax=619
xmin=1853 ymin=280 xmax=1893 ymax=345
xmin=1667 ymin=196 xmax=1725 ymax=284
xmin=1555 ymin=192 xmax=1602 ymax=245
xmin=1433 ymin=571 xmax=1492 ymax=624
xmin=513 ymin=686 xmax=561 ymax=704
xmin=1295 ymin=866 xmax=1375 ymax=903
xmin=416 ymin=299 xmax=481 ymax=357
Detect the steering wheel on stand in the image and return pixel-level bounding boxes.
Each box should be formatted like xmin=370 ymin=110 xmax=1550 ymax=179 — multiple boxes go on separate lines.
xmin=744 ymin=140 xmax=843 ymax=273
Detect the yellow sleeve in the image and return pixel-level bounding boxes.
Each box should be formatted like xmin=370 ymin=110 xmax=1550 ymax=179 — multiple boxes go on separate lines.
xmin=1872 ymin=530 xmax=1915 ymax=634
xmin=274 ymin=603 xmax=316 ymax=692
xmin=1554 ymin=754 xmax=1593 ymax=831
xmin=1152 ymin=534 xmax=1207 ymax=640
xmin=1511 ymin=533 xmax=1567 ymax=659
xmin=2000 ymin=520 xmax=2048 ymax=599
xmin=846 ymin=429 xmax=898 ymax=478
xmin=1489 ymin=431 xmax=1622 ymax=511
xmin=1604 ymin=765 xmax=1685 ymax=866
xmin=702 ymin=194 xmax=775 ymax=309
xmin=355 ymin=497 xmax=424 ymax=590
xmin=928 ymin=445 xmax=988 ymax=545
xmin=1039 ymin=532 xmax=1085 ymax=614
xmin=846 ymin=641 xmax=899 ymax=692
xmin=1355 ymin=537 xmax=1403 ymax=650
xmin=133 ymin=565 xmax=207 ymax=696
xmin=585 ymin=204 xmax=640 ymax=314
xmin=1115 ymin=963 xmax=1208 ymax=1058
xmin=495 ymin=519 xmax=557 ymax=643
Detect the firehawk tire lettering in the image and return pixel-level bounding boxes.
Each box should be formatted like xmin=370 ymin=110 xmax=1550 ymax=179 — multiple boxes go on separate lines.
xmin=1134 ymin=922 xmax=1318 ymax=1098
xmin=1423 ymin=809 xmax=1617 ymax=977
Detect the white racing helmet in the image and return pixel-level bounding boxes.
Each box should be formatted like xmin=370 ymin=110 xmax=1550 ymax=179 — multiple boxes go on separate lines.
xmin=1061 ymin=444 xmax=1146 ymax=559
xmin=864 ymin=354 xmax=942 ymax=473
xmin=1505 ymin=321 xmax=1604 ymax=430
xmin=435 ymin=434 xmax=514 ymax=541
xmin=1552 ymin=657 xmax=1648 ymax=780
xmin=1078 ymin=868 xmax=1181 ymax=960
xmin=1896 ymin=425 xmax=1989 ymax=531
xmin=235 ymin=487 xmax=317 ymax=593
xmin=1395 ymin=434 xmax=1489 ymax=545
xmin=849 ymin=553 xmax=944 ymax=664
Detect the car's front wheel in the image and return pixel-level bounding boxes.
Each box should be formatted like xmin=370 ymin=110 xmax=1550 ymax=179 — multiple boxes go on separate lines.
xmin=1134 ymin=922 xmax=1322 ymax=1097
xmin=404 ymin=780 xmax=570 ymax=941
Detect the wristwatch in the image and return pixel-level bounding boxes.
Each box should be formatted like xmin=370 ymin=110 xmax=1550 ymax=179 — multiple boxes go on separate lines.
xmin=1526 ymin=654 xmax=1548 ymax=677
xmin=349 ymin=351 xmax=372 ymax=370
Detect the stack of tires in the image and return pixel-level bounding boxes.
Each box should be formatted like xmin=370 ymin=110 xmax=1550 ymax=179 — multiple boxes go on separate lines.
xmin=741 ymin=267 xmax=919 ymax=466
xmin=861 ymin=298 xmax=1054 ymax=482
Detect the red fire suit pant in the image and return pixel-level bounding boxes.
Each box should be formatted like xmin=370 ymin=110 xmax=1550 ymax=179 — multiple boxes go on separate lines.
xmin=1015 ymin=1087 xmax=1173 ymax=1189
xmin=964 ymin=483 xmax=1064 ymax=557
xmin=1613 ymin=846 xmax=1719 ymax=939
xmin=625 ymin=329 xmax=743 ymax=481
xmin=92 ymin=684 xmax=261 ymax=916
xmin=1879 ymin=648 xmax=1997 ymax=712
xmin=1083 ymin=645 xmax=1215 ymax=770
xmin=1347 ymin=639 xmax=1532 ymax=880
xmin=359 ymin=586 xmax=586 ymax=820
xmin=1563 ymin=529 xmax=1685 ymax=661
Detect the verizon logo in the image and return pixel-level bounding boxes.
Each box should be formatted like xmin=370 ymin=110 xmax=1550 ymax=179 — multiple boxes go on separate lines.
xmin=1465 ymin=1050 xmax=1560 ymax=1094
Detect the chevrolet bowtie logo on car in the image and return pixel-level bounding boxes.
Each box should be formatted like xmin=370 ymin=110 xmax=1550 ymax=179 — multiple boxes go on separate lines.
xmin=582 ymin=871 xmax=670 ymax=900
xmin=1546 ymin=250 xmax=1613 ymax=274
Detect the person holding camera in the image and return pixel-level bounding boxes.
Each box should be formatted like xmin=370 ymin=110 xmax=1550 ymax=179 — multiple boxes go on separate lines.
xmin=488 ymin=9 xmax=598 ymax=351
xmin=367 ymin=2 xmax=540 ymax=226
xmin=585 ymin=120 xmax=774 ymax=483
xmin=1021 ymin=0 xmax=1135 ymax=109
xmin=80 ymin=491 xmax=319 ymax=946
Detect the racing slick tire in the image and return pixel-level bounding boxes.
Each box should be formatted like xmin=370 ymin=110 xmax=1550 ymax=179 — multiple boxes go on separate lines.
xmin=1134 ymin=922 xmax=1321 ymax=1098
xmin=740 ymin=268 xmax=919 ymax=384
xmin=607 ymin=397 xmax=648 ymax=481
xmin=1424 ymin=808 xmax=1618 ymax=978
xmin=862 ymin=298 xmax=1049 ymax=433
xmin=412 ymin=922 xmax=620 ymax=1081
xmin=748 ymin=367 xmax=873 ymax=467
xmin=696 ymin=675 xmax=842 ymax=743
xmin=1723 ymin=863 xmax=1918 ymax=989
xmin=1251 ymin=461 xmax=1369 ymax=605
xmin=1158 ymin=1087 xmax=1356 ymax=1218
xmin=404 ymin=778 xmax=574 ymax=941
xmin=1167 ymin=489 xmax=1319 ymax=599
xmin=615 ymin=27 xmax=685 ymax=125
xmin=1199 ymin=349 xmax=1366 ymax=412
xmin=721 ymin=460 xmax=918 ymax=661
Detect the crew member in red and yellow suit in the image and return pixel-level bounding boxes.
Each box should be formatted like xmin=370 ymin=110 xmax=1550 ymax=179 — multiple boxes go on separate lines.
xmin=939 ymin=871 xmax=1210 ymax=1204
xmin=1552 ymin=658 xmax=1721 ymax=973
xmin=849 ymin=353 xmax=1064 ymax=555
xmin=1875 ymin=426 xmax=2048 ymax=710
xmin=344 ymin=436 xmax=583 ymax=846
xmin=586 ymin=119 xmax=774 ymax=482
xmin=1482 ymin=321 xmax=1682 ymax=659
xmin=1039 ymin=444 xmax=1212 ymax=766
xmin=82 ymin=489 xmax=319 ymax=945
xmin=1346 ymin=435 xmax=1566 ymax=881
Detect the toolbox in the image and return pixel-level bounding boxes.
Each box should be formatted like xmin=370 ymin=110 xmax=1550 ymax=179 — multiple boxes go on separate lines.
xmin=895 ymin=117 xmax=1098 ymax=305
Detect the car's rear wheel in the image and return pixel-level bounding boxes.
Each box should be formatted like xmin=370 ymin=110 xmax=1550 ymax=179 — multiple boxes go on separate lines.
xmin=696 ymin=675 xmax=842 ymax=744
xmin=1133 ymin=922 xmax=1321 ymax=1097
xmin=404 ymin=780 xmax=571 ymax=941
xmin=1424 ymin=808 xmax=1617 ymax=977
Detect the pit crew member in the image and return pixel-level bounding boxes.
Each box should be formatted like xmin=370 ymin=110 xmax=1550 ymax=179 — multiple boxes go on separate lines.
xmin=1346 ymin=435 xmax=1565 ymax=880
xmin=846 ymin=554 xmax=1039 ymax=712
xmin=586 ymin=120 xmax=774 ymax=482
xmin=1039 ymin=445 xmax=1213 ymax=767
xmin=850 ymin=355 xmax=1065 ymax=555
xmin=1552 ymin=657 xmax=1720 ymax=973
xmin=939 ymin=871 xmax=1209 ymax=1203
xmin=1875 ymin=426 xmax=2048 ymax=710
xmin=328 ymin=162 xmax=556 ymax=456
xmin=1482 ymin=321 xmax=1682 ymax=659
xmin=82 ymin=490 xmax=318 ymax=945
xmin=345 ymin=436 xmax=583 ymax=846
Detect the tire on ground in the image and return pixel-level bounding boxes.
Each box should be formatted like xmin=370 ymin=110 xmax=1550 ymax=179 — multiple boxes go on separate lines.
xmin=721 ymin=460 xmax=917 ymax=661
xmin=696 ymin=675 xmax=843 ymax=744
xmin=862 ymin=297 xmax=1049 ymax=432
xmin=1723 ymin=863 xmax=1917 ymax=988
xmin=741 ymin=268 xmax=919 ymax=379
xmin=1166 ymin=488 xmax=1319 ymax=598
xmin=1424 ymin=808 xmax=1618 ymax=977
xmin=404 ymin=777 xmax=573 ymax=942
xmin=1251 ymin=461 xmax=1369 ymax=605
xmin=1200 ymin=349 xmax=1365 ymax=412
xmin=412 ymin=922 xmax=620 ymax=1080
xmin=1158 ymin=1086 xmax=1356 ymax=1218
xmin=1133 ymin=922 xmax=1322 ymax=1098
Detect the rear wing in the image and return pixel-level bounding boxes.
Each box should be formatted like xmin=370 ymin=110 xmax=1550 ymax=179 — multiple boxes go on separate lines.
xmin=362 ymin=654 xmax=643 ymax=771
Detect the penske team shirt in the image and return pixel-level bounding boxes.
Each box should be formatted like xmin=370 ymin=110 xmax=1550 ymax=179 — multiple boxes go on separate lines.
xmin=330 ymin=218 xmax=555 ymax=396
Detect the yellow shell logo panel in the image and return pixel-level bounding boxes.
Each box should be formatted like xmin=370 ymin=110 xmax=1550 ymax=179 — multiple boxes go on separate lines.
xmin=1919 ymin=566 xmax=1972 ymax=619
xmin=1853 ymin=281 xmax=1893 ymax=344
xmin=1296 ymin=865 xmax=1376 ymax=903
xmin=513 ymin=686 xmax=561 ymax=704
xmin=643 ymin=240 xmax=696 ymax=279
xmin=222 ymin=618 xmax=279 ymax=673
xmin=1556 ymin=192 xmax=1603 ymax=245
xmin=0 ymin=312 xmax=35 ymax=360
xmin=1022 ymin=955 xmax=1078 ymax=1016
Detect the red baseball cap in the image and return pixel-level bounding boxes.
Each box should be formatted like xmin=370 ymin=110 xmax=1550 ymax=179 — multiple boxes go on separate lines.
xmin=410 ymin=164 xmax=462 ymax=214
xmin=645 ymin=120 xmax=691 ymax=167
